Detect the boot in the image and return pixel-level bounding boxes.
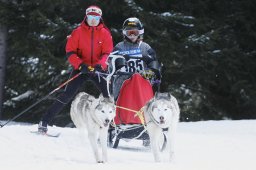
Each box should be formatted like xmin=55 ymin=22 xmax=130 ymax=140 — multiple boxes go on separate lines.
xmin=38 ymin=121 xmax=48 ymax=134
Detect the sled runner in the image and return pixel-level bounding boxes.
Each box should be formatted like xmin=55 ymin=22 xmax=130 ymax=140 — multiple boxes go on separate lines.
xmin=107 ymin=54 xmax=166 ymax=149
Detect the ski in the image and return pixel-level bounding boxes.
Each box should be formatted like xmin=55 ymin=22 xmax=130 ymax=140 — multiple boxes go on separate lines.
xmin=30 ymin=131 xmax=61 ymax=137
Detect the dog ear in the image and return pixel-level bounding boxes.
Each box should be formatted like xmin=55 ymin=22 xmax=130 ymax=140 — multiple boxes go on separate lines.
xmin=143 ymin=99 xmax=150 ymax=113
xmin=154 ymin=92 xmax=158 ymax=101
xmin=145 ymin=98 xmax=155 ymax=113
xmin=167 ymin=92 xmax=172 ymax=100
xmin=102 ymin=97 xmax=114 ymax=105
xmin=108 ymin=95 xmax=115 ymax=103
xmin=89 ymin=95 xmax=96 ymax=101
xmin=155 ymin=92 xmax=158 ymax=98
xmin=98 ymin=93 xmax=103 ymax=98
xmin=97 ymin=94 xmax=104 ymax=104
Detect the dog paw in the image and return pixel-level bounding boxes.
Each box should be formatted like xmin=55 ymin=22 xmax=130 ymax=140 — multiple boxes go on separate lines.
xmin=169 ymin=152 xmax=175 ymax=162
xmin=154 ymin=156 xmax=161 ymax=162
xmin=155 ymin=159 xmax=161 ymax=163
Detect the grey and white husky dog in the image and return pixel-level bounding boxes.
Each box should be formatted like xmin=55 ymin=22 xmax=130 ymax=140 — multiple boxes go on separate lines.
xmin=70 ymin=92 xmax=115 ymax=163
xmin=144 ymin=92 xmax=180 ymax=162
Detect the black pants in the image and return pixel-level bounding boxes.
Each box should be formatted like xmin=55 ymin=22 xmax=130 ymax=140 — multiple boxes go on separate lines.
xmin=41 ymin=70 xmax=109 ymax=125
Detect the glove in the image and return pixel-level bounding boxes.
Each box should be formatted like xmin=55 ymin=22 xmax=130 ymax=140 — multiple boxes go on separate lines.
xmin=79 ymin=64 xmax=89 ymax=74
xmin=94 ymin=64 xmax=103 ymax=72
xmin=141 ymin=69 xmax=155 ymax=80
xmin=123 ymin=54 xmax=130 ymax=61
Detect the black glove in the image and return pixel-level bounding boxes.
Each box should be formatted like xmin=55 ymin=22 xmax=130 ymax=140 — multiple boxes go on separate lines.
xmin=94 ymin=64 xmax=103 ymax=72
xmin=79 ymin=64 xmax=89 ymax=74
xmin=123 ymin=54 xmax=130 ymax=61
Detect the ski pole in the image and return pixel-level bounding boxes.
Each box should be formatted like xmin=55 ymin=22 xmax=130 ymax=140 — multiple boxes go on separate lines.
xmin=0 ymin=72 xmax=82 ymax=128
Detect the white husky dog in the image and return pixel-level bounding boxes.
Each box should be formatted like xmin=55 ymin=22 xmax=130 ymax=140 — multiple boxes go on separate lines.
xmin=144 ymin=92 xmax=180 ymax=162
xmin=70 ymin=92 xmax=115 ymax=163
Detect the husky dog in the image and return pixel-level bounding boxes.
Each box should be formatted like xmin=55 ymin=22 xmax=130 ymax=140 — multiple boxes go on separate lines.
xmin=144 ymin=92 xmax=180 ymax=162
xmin=70 ymin=92 xmax=115 ymax=163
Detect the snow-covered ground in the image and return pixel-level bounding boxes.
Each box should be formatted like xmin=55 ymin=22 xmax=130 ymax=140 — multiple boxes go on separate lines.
xmin=0 ymin=120 xmax=255 ymax=170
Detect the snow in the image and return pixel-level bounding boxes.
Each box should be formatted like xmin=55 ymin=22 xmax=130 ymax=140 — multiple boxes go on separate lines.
xmin=0 ymin=120 xmax=255 ymax=170
xmin=188 ymin=34 xmax=210 ymax=44
xmin=3 ymin=90 xmax=34 ymax=107
xmin=39 ymin=34 xmax=54 ymax=40
xmin=11 ymin=90 xmax=34 ymax=101
xmin=212 ymin=50 xmax=221 ymax=53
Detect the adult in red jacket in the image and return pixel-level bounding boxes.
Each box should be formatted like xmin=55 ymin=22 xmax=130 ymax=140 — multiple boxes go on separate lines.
xmin=38 ymin=5 xmax=113 ymax=133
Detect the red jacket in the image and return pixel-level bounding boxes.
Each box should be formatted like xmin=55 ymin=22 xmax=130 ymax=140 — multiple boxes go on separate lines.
xmin=66 ymin=19 xmax=113 ymax=70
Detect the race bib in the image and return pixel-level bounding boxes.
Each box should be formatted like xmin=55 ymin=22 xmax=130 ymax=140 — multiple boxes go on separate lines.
xmin=119 ymin=48 xmax=145 ymax=73
xmin=120 ymin=58 xmax=144 ymax=72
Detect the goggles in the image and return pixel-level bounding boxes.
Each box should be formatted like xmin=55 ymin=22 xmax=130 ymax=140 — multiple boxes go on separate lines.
xmin=87 ymin=15 xmax=101 ymax=21
xmin=123 ymin=28 xmax=144 ymax=37
xmin=125 ymin=29 xmax=139 ymax=36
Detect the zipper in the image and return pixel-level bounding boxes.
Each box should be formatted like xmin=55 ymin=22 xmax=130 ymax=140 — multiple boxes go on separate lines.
xmin=91 ymin=27 xmax=94 ymax=66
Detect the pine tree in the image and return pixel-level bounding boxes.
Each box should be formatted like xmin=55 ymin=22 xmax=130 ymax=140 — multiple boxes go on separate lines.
xmin=1 ymin=0 xmax=256 ymax=124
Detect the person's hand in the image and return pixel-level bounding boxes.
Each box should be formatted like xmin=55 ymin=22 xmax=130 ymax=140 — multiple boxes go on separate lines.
xmin=79 ymin=64 xmax=89 ymax=74
xmin=123 ymin=54 xmax=130 ymax=61
xmin=141 ymin=69 xmax=155 ymax=80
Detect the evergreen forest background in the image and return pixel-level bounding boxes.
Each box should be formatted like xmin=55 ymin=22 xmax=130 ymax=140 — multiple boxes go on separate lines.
xmin=0 ymin=0 xmax=255 ymax=126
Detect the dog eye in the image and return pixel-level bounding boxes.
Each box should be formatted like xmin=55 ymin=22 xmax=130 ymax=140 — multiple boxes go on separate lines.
xmin=101 ymin=110 xmax=105 ymax=113
xmin=164 ymin=108 xmax=168 ymax=111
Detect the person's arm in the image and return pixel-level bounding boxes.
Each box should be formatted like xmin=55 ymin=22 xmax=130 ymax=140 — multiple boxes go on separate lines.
xmin=142 ymin=43 xmax=157 ymax=65
xmin=96 ymin=30 xmax=113 ymax=70
xmin=66 ymin=29 xmax=83 ymax=70
xmin=143 ymin=43 xmax=161 ymax=79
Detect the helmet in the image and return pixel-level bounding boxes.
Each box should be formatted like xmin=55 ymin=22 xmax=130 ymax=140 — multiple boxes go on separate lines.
xmin=122 ymin=17 xmax=144 ymax=41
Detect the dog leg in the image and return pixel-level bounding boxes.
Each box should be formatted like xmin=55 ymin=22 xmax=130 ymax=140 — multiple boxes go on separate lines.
xmin=166 ymin=125 xmax=176 ymax=162
xmin=99 ymin=128 xmax=109 ymax=163
xmin=147 ymin=124 xmax=162 ymax=162
xmin=88 ymin=130 xmax=101 ymax=163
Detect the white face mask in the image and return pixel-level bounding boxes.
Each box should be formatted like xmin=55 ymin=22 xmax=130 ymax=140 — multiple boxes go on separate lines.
xmin=86 ymin=15 xmax=101 ymax=27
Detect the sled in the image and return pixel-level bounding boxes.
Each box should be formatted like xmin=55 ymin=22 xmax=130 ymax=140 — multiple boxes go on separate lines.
xmin=107 ymin=54 xmax=166 ymax=149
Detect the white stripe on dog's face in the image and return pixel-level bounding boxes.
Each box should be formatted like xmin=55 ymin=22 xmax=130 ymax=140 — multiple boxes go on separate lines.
xmin=95 ymin=102 xmax=115 ymax=127
xmin=151 ymin=99 xmax=173 ymax=127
